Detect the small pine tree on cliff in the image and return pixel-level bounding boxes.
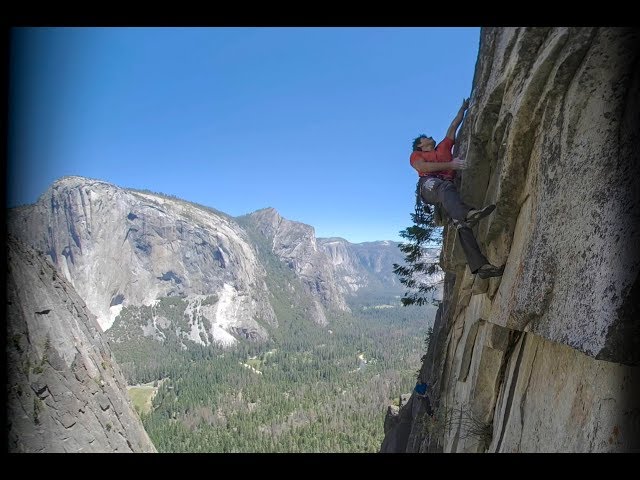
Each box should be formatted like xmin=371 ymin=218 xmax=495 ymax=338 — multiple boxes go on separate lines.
xmin=393 ymin=185 xmax=442 ymax=306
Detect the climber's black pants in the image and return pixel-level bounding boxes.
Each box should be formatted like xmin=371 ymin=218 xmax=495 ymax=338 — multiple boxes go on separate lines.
xmin=419 ymin=177 xmax=489 ymax=273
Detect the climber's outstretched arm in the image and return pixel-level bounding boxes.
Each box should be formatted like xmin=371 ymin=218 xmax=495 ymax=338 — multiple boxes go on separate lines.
xmin=446 ymin=98 xmax=470 ymax=141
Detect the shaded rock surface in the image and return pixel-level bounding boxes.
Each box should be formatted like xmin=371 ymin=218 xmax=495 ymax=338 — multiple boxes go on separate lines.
xmin=6 ymin=236 xmax=156 ymax=452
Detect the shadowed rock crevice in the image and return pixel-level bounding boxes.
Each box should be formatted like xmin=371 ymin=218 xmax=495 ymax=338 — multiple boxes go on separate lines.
xmin=495 ymin=334 xmax=527 ymax=452
xmin=459 ymin=321 xmax=482 ymax=383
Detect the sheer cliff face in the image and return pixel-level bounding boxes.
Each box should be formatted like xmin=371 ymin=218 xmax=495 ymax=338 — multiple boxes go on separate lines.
xmin=244 ymin=208 xmax=349 ymax=326
xmin=8 ymin=179 xmax=409 ymax=343
xmin=8 ymin=177 xmax=277 ymax=339
xmin=7 ymin=236 xmax=156 ymax=452
xmin=383 ymin=27 xmax=640 ymax=453
xmin=457 ymin=27 xmax=639 ymax=363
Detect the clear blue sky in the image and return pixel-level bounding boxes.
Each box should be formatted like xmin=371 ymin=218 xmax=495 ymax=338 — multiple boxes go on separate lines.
xmin=8 ymin=27 xmax=480 ymax=243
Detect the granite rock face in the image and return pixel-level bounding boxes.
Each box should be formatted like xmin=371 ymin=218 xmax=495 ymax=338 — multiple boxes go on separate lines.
xmin=6 ymin=236 xmax=156 ymax=452
xmin=9 ymin=178 xmax=421 ymax=345
xmin=382 ymin=27 xmax=640 ymax=453
xmin=8 ymin=177 xmax=276 ymax=343
xmin=243 ymin=208 xmax=349 ymax=326
xmin=244 ymin=208 xmax=426 ymax=324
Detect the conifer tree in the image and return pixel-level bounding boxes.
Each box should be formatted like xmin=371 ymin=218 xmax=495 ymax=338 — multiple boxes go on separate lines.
xmin=393 ymin=185 xmax=443 ymax=306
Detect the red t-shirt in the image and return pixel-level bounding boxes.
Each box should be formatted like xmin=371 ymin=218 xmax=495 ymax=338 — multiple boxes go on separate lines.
xmin=409 ymin=137 xmax=455 ymax=180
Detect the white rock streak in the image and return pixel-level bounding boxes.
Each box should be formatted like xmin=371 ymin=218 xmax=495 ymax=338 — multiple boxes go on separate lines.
xmin=210 ymin=284 xmax=239 ymax=346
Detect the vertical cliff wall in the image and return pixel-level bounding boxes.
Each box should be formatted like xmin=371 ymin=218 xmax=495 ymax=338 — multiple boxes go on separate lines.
xmin=383 ymin=27 xmax=640 ymax=453
xmin=7 ymin=236 xmax=156 ymax=452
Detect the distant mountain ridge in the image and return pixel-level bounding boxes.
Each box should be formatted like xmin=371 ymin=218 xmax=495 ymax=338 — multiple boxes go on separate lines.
xmin=8 ymin=176 xmax=440 ymax=347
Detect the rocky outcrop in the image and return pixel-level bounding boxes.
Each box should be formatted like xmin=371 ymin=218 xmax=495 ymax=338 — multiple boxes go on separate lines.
xmin=382 ymin=27 xmax=640 ymax=453
xmin=8 ymin=177 xmax=276 ymax=344
xmin=244 ymin=208 xmax=348 ymax=326
xmin=318 ymin=238 xmax=368 ymax=295
xmin=6 ymin=236 xmax=156 ymax=452
xmin=8 ymin=180 xmax=418 ymax=341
